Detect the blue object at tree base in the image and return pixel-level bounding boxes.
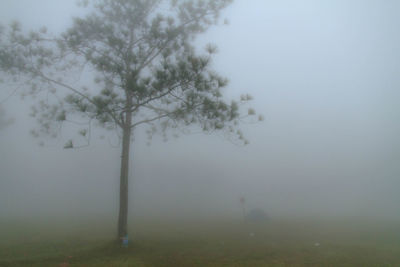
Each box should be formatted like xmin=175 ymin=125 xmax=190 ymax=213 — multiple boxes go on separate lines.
xmin=122 ymin=236 xmax=128 ymax=247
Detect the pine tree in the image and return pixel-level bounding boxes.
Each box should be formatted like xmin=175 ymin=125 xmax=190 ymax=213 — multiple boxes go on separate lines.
xmin=0 ymin=0 xmax=260 ymax=244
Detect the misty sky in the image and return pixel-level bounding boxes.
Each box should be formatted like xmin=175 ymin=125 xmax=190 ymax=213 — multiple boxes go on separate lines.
xmin=1 ymin=0 xmax=399 ymax=221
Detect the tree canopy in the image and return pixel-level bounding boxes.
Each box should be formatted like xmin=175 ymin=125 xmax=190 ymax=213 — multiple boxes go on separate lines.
xmin=0 ymin=0 xmax=260 ymax=244
xmin=0 ymin=0 xmax=259 ymax=145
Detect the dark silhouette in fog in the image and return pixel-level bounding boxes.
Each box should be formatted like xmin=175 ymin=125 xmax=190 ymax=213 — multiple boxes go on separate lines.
xmin=246 ymin=208 xmax=269 ymax=222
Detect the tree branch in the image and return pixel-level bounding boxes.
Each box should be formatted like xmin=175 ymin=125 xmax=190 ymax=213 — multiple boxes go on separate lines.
xmin=130 ymin=112 xmax=172 ymax=128
xmin=35 ymin=71 xmax=124 ymax=128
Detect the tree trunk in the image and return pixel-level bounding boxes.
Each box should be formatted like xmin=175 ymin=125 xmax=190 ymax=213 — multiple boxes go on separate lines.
xmin=117 ymin=111 xmax=132 ymax=245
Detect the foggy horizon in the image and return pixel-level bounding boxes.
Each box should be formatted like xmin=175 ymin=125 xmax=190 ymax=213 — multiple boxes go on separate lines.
xmin=1 ymin=0 xmax=400 ymax=224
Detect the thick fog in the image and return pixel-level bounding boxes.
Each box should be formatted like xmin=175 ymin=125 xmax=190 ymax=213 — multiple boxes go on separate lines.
xmin=1 ymin=0 xmax=399 ymax=224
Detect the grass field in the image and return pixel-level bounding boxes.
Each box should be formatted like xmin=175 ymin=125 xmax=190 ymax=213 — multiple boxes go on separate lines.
xmin=1 ymin=217 xmax=400 ymax=266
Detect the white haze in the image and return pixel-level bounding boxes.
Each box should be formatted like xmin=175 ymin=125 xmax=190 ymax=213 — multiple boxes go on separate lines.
xmin=1 ymin=0 xmax=399 ymax=224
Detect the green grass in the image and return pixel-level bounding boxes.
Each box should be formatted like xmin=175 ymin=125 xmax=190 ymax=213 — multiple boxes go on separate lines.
xmin=1 ymin=217 xmax=400 ymax=266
